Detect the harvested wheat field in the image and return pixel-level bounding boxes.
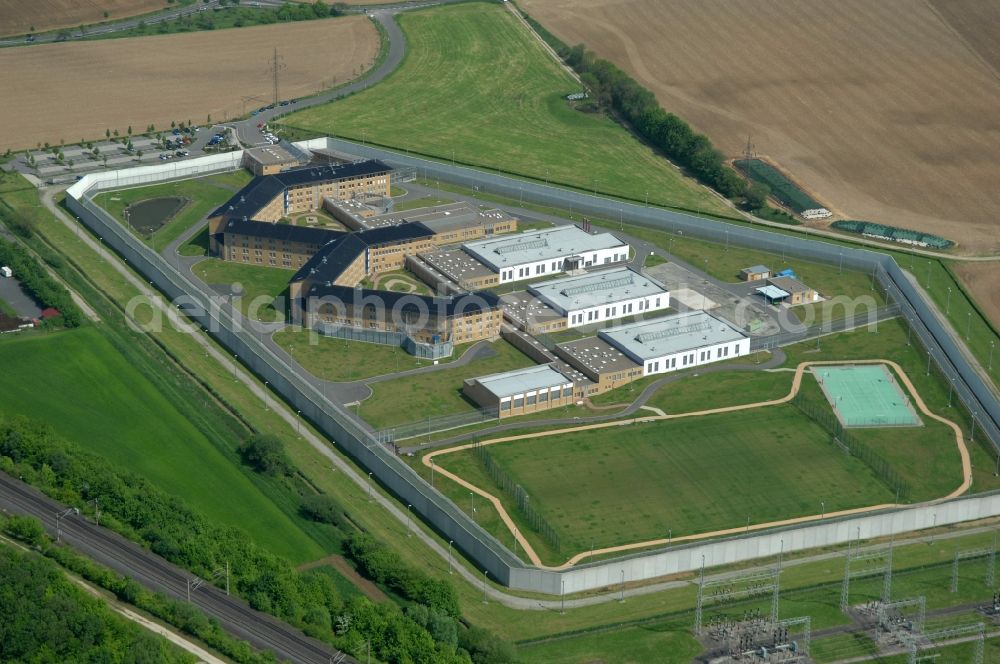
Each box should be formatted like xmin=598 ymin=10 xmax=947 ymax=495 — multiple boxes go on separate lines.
xmin=953 ymin=263 xmax=1000 ymax=335
xmin=0 ymin=16 xmax=378 ymax=151
xmin=522 ymin=0 xmax=1000 ymax=253
xmin=0 ymin=0 xmax=167 ymax=37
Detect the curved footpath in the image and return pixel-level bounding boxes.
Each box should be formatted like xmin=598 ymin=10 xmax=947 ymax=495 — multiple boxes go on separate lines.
xmin=425 ymin=359 xmax=972 ymax=570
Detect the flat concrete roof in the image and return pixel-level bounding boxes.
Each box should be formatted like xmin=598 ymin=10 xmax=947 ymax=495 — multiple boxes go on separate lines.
xmin=558 ymin=336 xmax=640 ymax=375
xmin=421 ymin=248 xmax=495 ymax=283
xmin=357 ymin=202 xmax=514 ymax=234
xmin=473 ymin=364 xmax=573 ymax=398
xmin=528 ymin=267 xmax=665 ymax=315
xmin=599 ymin=311 xmax=747 ymax=361
xmin=499 ymin=291 xmax=564 ymax=328
xmin=245 ymin=145 xmax=298 ymax=165
xmin=462 ymin=225 xmax=625 ymax=270
xmin=768 ymin=276 xmax=813 ymax=293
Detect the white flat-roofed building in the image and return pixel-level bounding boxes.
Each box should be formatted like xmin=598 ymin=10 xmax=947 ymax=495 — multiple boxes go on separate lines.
xmin=528 ymin=267 xmax=669 ymax=328
xmin=462 ymin=225 xmax=629 ymax=284
xmin=598 ymin=311 xmax=749 ymax=377
xmin=463 ymin=364 xmax=576 ymax=418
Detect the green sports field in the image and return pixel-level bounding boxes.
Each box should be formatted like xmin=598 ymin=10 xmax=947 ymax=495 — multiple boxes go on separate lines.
xmin=282 ymin=2 xmax=730 ymax=215
xmin=0 ymin=327 xmax=323 ymax=563
xmin=437 ymin=405 xmax=896 ymax=559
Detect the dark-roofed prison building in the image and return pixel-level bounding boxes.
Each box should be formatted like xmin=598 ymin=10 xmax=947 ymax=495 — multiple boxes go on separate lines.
xmin=207 ymin=160 xmax=393 ymax=255
xmin=302 ymin=285 xmax=502 ymax=345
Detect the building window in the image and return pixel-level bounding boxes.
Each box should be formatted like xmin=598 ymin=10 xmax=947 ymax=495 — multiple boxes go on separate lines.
xmin=562 ymin=386 xmax=573 ymax=398
xmin=526 ymin=394 xmax=536 ymax=405
xmin=513 ymin=397 xmax=524 ymax=408
xmin=501 ymin=401 xmax=511 ymax=411
xmin=539 ymin=391 xmax=548 ymax=402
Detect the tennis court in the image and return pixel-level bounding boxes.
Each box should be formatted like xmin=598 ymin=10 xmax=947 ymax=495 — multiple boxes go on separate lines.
xmin=814 ymin=364 xmax=921 ymax=427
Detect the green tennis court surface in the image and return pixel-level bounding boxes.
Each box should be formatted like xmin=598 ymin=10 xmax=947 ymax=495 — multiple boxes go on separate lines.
xmin=814 ymin=364 xmax=921 ymax=427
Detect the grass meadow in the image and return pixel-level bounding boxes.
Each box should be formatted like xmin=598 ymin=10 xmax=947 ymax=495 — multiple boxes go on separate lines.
xmin=281 ymin=2 xmax=730 ymax=215
xmin=0 ymin=327 xmax=323 ymax=563
xmin=192 ymin=257 xmax=291 ymax=322
xmin=437 ymin=405 xmax=895 ymax=561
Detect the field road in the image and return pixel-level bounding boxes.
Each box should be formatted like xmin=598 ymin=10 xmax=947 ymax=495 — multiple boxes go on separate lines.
xmin=425 ymin=359 xmax=972 ymax=570
xmin=0 ymin=472 xmax=355 ymax=664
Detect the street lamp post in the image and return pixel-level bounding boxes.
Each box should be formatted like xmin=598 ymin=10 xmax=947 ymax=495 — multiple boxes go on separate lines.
xmin=482 ymin=570 xmax=488 ymax=604
xmin=448 ymin=540 xmax=454 ymax=574
xmin=991 ymin=340 xmax=996 ymax=372
xmin=406 ymin=503 xmax=412 ymax=537
xmin=946 ymin=287 xmax=952 ymax=314
xmin=263 ymin=381 xmax=268 ymax=410
xmin=948 ymin=378 xmax=955 ymax=407
xmin=966 ymin=311 xmax=972 ymax=340
xmin=367 ymin=472 xmax=373 ymax=501
xmin=821 ymin=501 xmax=825 ymax=518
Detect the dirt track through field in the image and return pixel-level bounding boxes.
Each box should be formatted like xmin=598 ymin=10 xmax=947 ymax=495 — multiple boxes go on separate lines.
xmin=0 ymin=0 xmax=166 ymax=38
xmin=425 ymin=359 xmax=971 ymax=570
xmin=521 ymin=0 xmax=1000 ymax=253
xmin=0 ymin=17 xmax=378 ymax=151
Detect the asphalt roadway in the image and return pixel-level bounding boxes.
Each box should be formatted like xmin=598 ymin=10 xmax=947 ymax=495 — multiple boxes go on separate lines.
xmin=0 ymin=471 xmax=354 ymax=664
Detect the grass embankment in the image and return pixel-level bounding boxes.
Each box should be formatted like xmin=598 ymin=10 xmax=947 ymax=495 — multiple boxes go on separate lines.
xmin=272 ymin=326 xmax=466 ymax=382
xmin=0 ymin=326 xmax=323 ymax=564
xmin=94 ymin=171 xmax=251 ymax=252
xmin=192 ymin=257 xmax=290 ymax=322
xmin=282 ymin=2 xmax=729 ymax=215
xmin=359 ymin=339 xmax=536 ymax=428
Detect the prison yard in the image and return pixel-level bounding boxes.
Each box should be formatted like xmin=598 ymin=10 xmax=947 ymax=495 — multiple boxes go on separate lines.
xmin=280 ymin=2 xmax=731 ymax=216
xmin=418 ymin=320 xmax=985 ymax=568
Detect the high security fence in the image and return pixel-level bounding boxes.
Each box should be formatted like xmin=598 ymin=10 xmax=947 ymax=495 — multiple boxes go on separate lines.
xmin=64 ymin=138 xmax=1000 ymax=595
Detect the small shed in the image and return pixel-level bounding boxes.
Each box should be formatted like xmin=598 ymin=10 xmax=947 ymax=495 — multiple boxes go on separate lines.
xmin=767 ymin=276 xmax=817 ymax=305
xmin=740 ymin=264 xmax=771 ymax=281
xmin=40 ymin=307 xmax=62 ymax=320
xmin=756 ymin=284 xmax=790 ymax=304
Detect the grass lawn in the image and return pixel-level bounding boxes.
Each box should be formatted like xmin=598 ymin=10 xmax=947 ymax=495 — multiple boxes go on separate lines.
xmin=272 ymin=326 xmax=467 ymax=382
xmin=519 ymin=622 xmax=700 ymax=664
xmin=643 ymin=253 xmax=668 ymax=267
xmin=281 ymin=3 xmax=729 ymax=215
xmin=359 ymin=338 xmax=535 ymax=428
xmin=0 ymin=327 xmax=323 ymax=563
xmin=93 ymin=170 xmax=251 ymax=252
xmin=436 ymin=405 xmax=895 ymax=560
xmin=372 ymin=269 xmax=432 ymax=295
xmin=394 ymin=196 xmax=453 ymax=212
xmin=192 ymin=258 xmax=290 ymax=322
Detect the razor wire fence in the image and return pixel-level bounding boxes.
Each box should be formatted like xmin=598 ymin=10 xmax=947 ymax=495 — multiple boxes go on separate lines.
xmin=379 ymin=407 xmax=498 ymax=442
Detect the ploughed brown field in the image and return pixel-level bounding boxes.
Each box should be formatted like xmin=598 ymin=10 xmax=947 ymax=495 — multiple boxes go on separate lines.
xmin=0 ymin=17 xmax=378 ymax=151
xmin=521 ymin=0 xmax=1000 ymax=254
xmin=953 ymin=263 xmax=1000 ymax=339
xmin=0 ymin=0 xmax=167 ymax=37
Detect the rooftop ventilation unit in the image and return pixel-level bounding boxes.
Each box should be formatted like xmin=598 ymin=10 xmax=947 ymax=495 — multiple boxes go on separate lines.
xmin=635 ymin=320 xmax=712 ymax=344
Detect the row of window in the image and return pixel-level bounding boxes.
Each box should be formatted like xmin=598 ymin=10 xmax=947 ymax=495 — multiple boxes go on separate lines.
xmin=500 ymin=386 xmax=573 ymax=411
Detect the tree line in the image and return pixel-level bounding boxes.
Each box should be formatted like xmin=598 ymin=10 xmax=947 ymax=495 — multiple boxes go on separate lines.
xmin=0 ymin=544 xmax=195 ymax=663
xmin=0 ymin=238 xmax=82 ymax=327
xmin=0 ymin=415 xmax=514 ymax=663
xmin=522 ymin=13 xmax=750 ymax=204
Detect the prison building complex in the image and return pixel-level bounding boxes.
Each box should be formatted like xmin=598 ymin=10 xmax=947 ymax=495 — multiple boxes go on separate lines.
xmin=207 ymin=159 xmax=393 ymax=254
xmin=287 ymin=223 xmax=438 ymax=316
xmin=328 ymin=201 xmax=518 ymax=242
xmin=216 ymin=218 xmax=344 ymax=269
xmin=461 ymin=225 xmax=628 ymax=284
xmin=302 ymin=284 xmax=502 ymax=345
xmin=597 ymin=311 xmax=750 ymax=377
xmin=554 ymin=336 xmax=645 ymax=395
xmin=242 ymin=145 xmax=304 ymax=176
xmin=463 ymin=365 xmax=576 ymax=418
xmin=528 ymin=267 xmax=669 ymax=328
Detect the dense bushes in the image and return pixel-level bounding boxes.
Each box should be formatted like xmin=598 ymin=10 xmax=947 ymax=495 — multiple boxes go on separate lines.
xmin=300 ymin=493 xmax=349 ymax=529
xmin=523 ymin=13 xmax=748 ymax=201
xmin=239 ymin=433 xmax=291 ymax=475
xmin=346 ymin=532 xmax=461 ymax=618
xmin=0 ymin=546 xmax=194 ymax=663
xmin=0 ymin=238 xmax=81 ymax=327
